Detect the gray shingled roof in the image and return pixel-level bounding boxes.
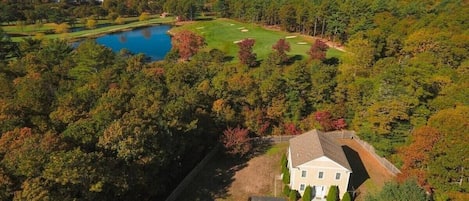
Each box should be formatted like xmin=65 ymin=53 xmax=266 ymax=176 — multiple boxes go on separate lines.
xmin=289 ymin=129 xmax=352 ymax=171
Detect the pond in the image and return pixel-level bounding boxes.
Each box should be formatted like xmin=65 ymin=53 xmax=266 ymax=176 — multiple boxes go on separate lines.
xmin=93 ymin=25 xmax=172 ymax=61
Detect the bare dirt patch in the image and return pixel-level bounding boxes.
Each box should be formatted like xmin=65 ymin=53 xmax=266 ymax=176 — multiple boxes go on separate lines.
xmin=180 ymin=142 xmax=288 ymax=201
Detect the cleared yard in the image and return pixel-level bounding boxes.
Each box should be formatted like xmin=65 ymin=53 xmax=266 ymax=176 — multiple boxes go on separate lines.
xmin=180 ymin=142 xmax=288 ymax=201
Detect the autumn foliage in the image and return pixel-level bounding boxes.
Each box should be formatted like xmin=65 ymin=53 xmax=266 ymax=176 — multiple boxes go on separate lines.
xmin=314 ymin=110 xmax=347 ymax=131
xmin=171 ymin=30 xmax=205 ymax=61
xmin=308 ymin=39 xmax=328 ymax=61
xmin=221 ymin=126 xmax=252 ymax=157
xmin=398 ymin=126 xmax=439 ymax=192
xmin=272 ymin=38 xmax=291 ymax=64
xmin=283 ymin=122 xmax=301 ymax=135
xmin=237 ymin=38 xmax=257 ymax=67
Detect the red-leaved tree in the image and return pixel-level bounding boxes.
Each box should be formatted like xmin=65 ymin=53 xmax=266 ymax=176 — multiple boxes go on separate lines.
xmin=333 ymin=118 xmax=347 ymax=130
xmin=398 ymin=126 xmax=439 ymax=192
xmin=238 ymin=38 xmax=257 ymax=67
xmin=314 ymin=110 xmax=334 ymax=131
xmin=272 ymin=38 xmax=291 ymax=64
xmin=221 ymin=126 xmax=252 ymax=157
xmin=283 ymin=122 xmax=301 ymax=135
xmin=314 ymin=110 xmax=347 ymax=131
xmin=308 ymin=39 xmax=328 ymax=61
xmin=171 ymin=30 xmax=205 ymax=61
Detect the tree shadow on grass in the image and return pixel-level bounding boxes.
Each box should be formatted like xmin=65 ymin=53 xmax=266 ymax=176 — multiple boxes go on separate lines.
xmin=342 ymin=145 xmax=369 ymax=191
xmin=287 ymin=54 xmax=303 ymax=64
xmin=181 ymin=140 xmax=274 ymax=201
xmin=223 ymin=56 xmax=234 ymax=62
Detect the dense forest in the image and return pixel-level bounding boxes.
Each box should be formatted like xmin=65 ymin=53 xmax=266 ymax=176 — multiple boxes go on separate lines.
xmin=1 ymin=0 xmax=468 ymax=200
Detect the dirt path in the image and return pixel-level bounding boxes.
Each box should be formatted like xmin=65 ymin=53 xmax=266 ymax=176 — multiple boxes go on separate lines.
xmin=262 ymin=24 xmax=346 ymax=52
xmin=337 ymin=139 xmax=394 ymax=200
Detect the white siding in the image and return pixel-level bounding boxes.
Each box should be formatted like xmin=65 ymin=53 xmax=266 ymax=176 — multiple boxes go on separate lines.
xmin=289 ymin=156 xmax=351 ymax=198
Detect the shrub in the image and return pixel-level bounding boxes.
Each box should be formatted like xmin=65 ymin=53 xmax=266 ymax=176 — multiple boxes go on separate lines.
xmin=283 ymin=185 xmax=291 ymax=197
xmin=282 ymin=169 xmax=290 ymax=184
xmin=115 ymin=16 xmax=125 ymax=25
xmin=281 ymin=153 xmax=287 ymax=171
xmin=289 ymin=190 xmax=299 ymax=201
xmin=303 ymin=185 xmax=312 ymax=201
xmin=342 ymin=192 xmax=352 ymax=201
xmin=55 ymin=23 xmax=70 ymax=34
xmin=86 ymin=18 xmax=97 ymax=29
xmin=139 ymin=12 xmax=150 ymax=21
xmin=326 ymin=185 xmax=339 ymax=201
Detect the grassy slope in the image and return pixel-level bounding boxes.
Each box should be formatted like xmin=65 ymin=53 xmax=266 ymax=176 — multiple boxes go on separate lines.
xmin=172 ymin=18 xmax=343 ymax=61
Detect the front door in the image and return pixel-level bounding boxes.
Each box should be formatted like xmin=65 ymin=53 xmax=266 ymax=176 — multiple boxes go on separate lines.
xmin=315 ymin=185 xmax=326 ymax=198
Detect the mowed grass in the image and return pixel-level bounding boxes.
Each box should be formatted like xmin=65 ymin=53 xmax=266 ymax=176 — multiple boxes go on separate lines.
xmin=172 ymin=18 xmax=343 ymax=61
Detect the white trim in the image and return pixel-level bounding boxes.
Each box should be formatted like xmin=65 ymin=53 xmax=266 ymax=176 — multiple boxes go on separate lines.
xmin=297 ymin=156 xmax=352 ymax=172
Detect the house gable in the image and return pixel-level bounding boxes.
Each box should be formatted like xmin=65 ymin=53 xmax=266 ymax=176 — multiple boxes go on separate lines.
xmin=298 ymin=156 xmax=351 ymax=172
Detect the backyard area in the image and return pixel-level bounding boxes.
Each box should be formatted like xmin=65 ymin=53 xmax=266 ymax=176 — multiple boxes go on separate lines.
xmin=177 ymin=137 xmax=394 ymax=201
xmin=180 ymin=142 xmax=288 ymax=201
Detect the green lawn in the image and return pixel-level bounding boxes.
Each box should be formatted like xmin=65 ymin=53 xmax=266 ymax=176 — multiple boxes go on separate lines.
xmin=172 ymin=18 xmax=343 ymax=61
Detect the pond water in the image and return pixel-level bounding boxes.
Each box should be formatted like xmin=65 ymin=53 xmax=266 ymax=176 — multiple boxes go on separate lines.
xmin=94 ymin=25 xmax=172 ymax=61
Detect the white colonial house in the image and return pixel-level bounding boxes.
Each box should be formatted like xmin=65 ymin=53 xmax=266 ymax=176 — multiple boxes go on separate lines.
xmin=287 ymin=129 xmax=352 ymax=200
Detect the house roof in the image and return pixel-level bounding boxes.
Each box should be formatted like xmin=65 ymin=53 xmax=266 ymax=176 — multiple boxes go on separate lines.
xmin=289 ymin=129 xmax=352 ymax=171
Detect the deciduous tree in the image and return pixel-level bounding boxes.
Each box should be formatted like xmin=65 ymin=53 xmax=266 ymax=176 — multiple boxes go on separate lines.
xmin=171 ymin=30 xmax=205 ymax=61
xmin=237 ymin=38 xmax=257 ymax=67
xmin=272 ymin=38 xmax=291 ymax=64
xmin=308 ymin=39 xmax=328 ymax=61
xmin=398 ymin=126 xmax=439 ymax=192
xmin=220 ymin=126 xmax=251 ymax=157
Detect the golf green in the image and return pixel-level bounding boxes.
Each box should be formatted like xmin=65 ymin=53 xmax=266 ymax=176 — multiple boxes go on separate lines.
xmin=171 ymin=18 xmax=343 ymax=61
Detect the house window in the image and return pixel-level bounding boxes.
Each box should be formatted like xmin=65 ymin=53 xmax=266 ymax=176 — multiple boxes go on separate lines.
xmin=300 ymin=184 xmax=305 ymax=191
xmin=336 ymin=173 xmax=341 ymax=180
xmin=301 ymin=170 xmax=307 ymax=177
xmin=318 ymin=171 xmax=324 ymax=179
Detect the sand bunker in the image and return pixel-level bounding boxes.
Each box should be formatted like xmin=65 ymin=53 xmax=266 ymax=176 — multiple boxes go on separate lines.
xmin=297 ymin=42 xmax=308 ymax=45
xmin=241 ymin=29 xmax=249 ymax=32
xmin=285 ymin=36 xmax=297 ymax=39
xmin=233 ymin=40 xmax=241 ymax=44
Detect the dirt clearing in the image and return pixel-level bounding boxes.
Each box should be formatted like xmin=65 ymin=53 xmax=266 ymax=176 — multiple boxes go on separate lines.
xmin=180 ymin=142 xmax=288 ymax=201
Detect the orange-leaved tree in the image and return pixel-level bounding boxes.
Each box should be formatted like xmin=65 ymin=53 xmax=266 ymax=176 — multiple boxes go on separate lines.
xmin=398 ymin=126 xmax=439 ymax=192
xmin=221 ymin=126 xmax=251 ymax=157
xmin=171 ymin=30 xmax=205 ymax=61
